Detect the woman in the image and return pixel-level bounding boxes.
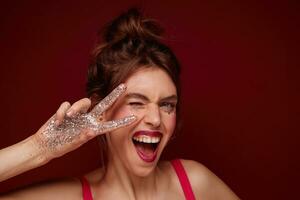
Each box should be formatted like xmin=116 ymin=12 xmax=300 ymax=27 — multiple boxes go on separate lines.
xmin=0 ymin=8 xmax=240 ymax=200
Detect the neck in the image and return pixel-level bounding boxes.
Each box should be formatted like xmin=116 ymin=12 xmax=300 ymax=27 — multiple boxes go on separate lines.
xmin=103 ymin=154 xmax=161 ymax=199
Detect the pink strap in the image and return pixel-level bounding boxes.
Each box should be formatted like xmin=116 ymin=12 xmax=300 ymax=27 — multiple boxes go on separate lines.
xmin=171 ymin=159 xmax=196 ymax=200
xmin=80 ymin=177 xmax=93 ymax=200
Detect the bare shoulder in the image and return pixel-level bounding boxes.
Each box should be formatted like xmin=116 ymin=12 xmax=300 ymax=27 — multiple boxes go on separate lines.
xmin=0 ymin=177 xmax=82 ymax=200
xmin=180 ymin=159 xmax=240 ymax=200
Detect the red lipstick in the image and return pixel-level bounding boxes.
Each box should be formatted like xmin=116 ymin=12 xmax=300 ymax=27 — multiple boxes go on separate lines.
xmin=132 ymin=130 xmax=162 ymax=163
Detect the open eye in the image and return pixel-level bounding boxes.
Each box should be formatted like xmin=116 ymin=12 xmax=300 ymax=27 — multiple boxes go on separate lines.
xmin=160 ymin=102 xmax=176 ymax=114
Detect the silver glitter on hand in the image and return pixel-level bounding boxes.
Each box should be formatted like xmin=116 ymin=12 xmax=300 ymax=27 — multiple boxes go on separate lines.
xmin=89 ymin=84 xmax=126 ymax=118
xmin=40 ymin=84 xmax=136 ymax=150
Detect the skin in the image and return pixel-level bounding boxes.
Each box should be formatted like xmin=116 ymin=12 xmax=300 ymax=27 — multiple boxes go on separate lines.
xmin=94 ymin=67 xmax=179 ymax=199
xmin=0 ymin=67 xmax=240 ymax=200
xmin=0 ymin=84 xmax=135 ymax=183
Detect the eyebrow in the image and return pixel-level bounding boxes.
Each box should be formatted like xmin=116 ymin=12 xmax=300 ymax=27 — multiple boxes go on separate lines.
xmin=125 ymin=92 xmax=178 ymax=102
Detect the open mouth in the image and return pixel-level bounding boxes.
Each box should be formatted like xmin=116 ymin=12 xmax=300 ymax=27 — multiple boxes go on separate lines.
xmin=132 ymin=131 xmax=162 ymax=163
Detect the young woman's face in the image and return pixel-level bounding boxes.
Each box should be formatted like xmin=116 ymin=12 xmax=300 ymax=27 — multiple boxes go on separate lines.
xmin=105 ymin=67 xmax=177 ymax=177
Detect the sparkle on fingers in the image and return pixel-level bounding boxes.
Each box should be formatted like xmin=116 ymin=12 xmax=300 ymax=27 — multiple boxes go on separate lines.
xmin=39 ymin=84 xmax=135 ymax=150
xmin=93 ymin=114 xmax=136 ymax=132
xmin=90 ymin=84 xmax=126 ymax=118
xmin=42 ymin=113 xmax=136 ymax=150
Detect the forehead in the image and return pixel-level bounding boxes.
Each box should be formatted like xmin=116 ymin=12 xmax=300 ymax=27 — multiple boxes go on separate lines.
xmin=125 ymin=67 xmax=177 ymax=97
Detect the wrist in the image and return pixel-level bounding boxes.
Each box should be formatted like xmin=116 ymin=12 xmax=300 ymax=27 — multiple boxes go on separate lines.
xmin=0 ymin=135 xmax=50 ymax=182
xmin=25 ymin=135 xmax=50 ymax=166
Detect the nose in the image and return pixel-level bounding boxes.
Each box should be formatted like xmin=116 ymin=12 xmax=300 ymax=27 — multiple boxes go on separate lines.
xmin=144 ymin=103 xmax=161 ymax=128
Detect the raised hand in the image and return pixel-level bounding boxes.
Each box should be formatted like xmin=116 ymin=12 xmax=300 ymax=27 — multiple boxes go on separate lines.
xmin=34 ymin=84 xmax=136 ymax=159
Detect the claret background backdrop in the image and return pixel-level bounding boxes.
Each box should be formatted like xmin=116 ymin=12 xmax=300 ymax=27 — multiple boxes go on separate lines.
xmin=0 ymin=0 xmax=296 ymax=199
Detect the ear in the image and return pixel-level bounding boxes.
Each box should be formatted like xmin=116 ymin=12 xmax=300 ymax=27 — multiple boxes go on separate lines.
xmin=100 ymin=109 xmax=113 ymax=122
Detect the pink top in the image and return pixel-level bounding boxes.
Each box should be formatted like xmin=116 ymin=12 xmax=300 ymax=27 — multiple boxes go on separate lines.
xmin=80 ymin=176 xmax=93 ymax=200
xmin=171 ymin=159 xmax=196 ymax=200
xmin=80 ymin=159 xmax=196 ymax=200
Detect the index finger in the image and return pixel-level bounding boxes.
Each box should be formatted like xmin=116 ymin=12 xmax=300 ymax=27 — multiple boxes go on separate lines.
xmin=89 ymin=84 xmax=126 ymax=118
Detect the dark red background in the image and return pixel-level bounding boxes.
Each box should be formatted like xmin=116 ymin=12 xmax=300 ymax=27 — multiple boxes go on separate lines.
xmin=0 ymin=1 xmax=297 ymax=199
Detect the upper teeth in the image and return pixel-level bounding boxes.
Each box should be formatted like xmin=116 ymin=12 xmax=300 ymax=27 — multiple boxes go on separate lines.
xmin=132 ymin=136 xmax=161 ymax=144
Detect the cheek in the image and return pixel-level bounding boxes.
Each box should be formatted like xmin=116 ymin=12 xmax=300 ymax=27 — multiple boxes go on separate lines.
xmin=110 ymin=104 xmax=146 ymax=121
xmin=106 ymin=103 xmax=133 ymax=120
xmin=163 ymin=114 xmax=177 ymax=135
xmin=106 ymin=106 xmax=133 ymax=143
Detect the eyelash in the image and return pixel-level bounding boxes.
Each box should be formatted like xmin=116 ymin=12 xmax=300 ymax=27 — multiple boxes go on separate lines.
xmin=160 ymin=102 xmax=176 ymax=113
xmin=129 ymin=102 xmax=144 ymax=106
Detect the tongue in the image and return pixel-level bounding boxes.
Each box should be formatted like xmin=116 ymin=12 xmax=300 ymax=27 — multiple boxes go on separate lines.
xmin=135 ymin=142 xmax=154 ymax=156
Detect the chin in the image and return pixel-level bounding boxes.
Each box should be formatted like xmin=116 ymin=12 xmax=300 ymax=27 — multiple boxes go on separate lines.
xmin=131 ymin=130 xmax=164 ymax=165
xmin=113 ymin=129 xmax=170 ymax=177
xmin=128 ymin=140 xmax=167 ymax=178
xmin=131 ymin=157 xmax=160 ymax=177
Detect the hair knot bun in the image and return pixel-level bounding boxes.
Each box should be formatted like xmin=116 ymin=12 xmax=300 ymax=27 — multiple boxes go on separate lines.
xmin=103 ymin=8 xmax=163 ymax=43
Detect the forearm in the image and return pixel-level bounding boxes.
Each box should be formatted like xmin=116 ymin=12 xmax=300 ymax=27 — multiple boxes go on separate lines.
xmin=0 ymin=135 xmax=48 ymax=182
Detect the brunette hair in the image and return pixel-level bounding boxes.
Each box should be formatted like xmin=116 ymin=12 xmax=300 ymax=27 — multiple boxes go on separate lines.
xmin=86 ymin=8 xmax=181 ymax=166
